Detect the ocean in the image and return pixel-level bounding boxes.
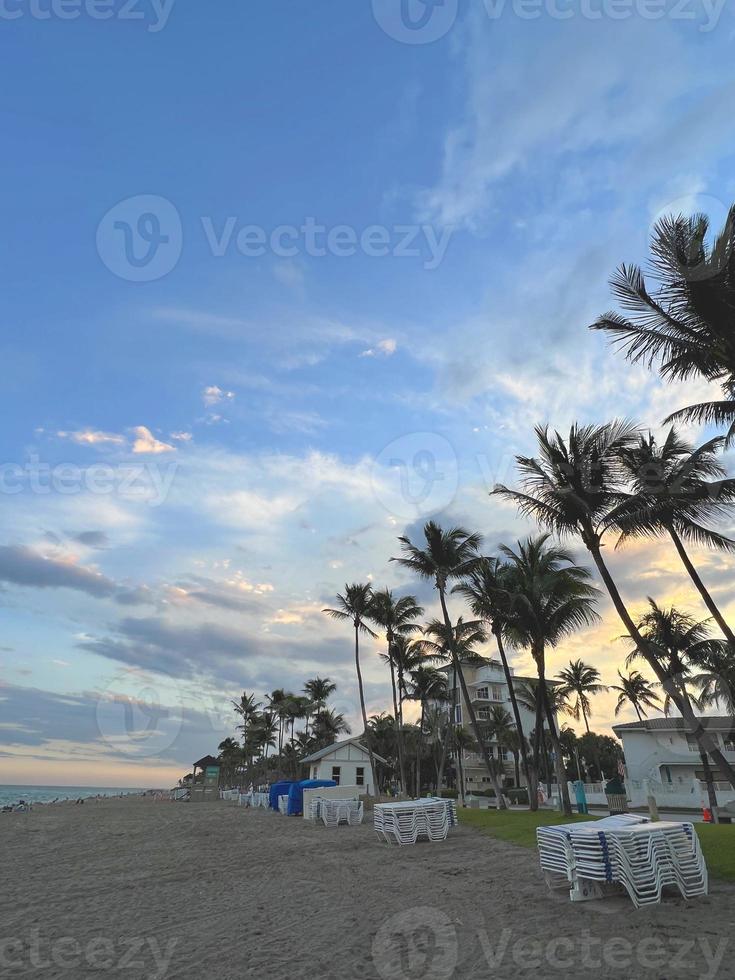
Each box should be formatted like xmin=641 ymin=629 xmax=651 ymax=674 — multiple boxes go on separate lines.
xmin=0 ymin=785 xmax=148 ymax=807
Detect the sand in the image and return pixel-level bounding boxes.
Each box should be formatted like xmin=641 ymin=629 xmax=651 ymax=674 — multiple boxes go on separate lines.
xmin=1 ymin=796 xmax=733 ymax=980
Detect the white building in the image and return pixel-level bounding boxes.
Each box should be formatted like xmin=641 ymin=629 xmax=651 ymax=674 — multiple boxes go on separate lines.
xmin=613 ymin=716 xmax=735 ymax=789
xmin=301 ymin=738 xmax=385 ymax=795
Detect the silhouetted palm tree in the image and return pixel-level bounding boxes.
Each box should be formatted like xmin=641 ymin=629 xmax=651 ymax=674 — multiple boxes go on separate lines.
xmin=369 ymin=588 xmax=424 ymax=794
xmin=591 ymin=206 xmax=735 ymax=439
xmin=557 ymin=659 xmax=608 ymax=734
xmin=494 ymin=421 xmax=735 ymax=789
xmin=610 ymin=670 xmax=661 ymax=721
xmin=323 ymin=583 xmax=379 ymax=795
xmin=689 ymin=646 xmax=735 ymax=715
xmin=454 ymin=557 xmax=533 ymax=788
xmin=303 ymin=677 xmax=336 ymax=733
xmin=311 ymin=707 xmax=351 ymax=748
xmin=612 ymin=429 xmax=735 ymax=643
xmin=499 ymin=536 xmax=599 ymax=815
xmin=407 ymin=665 xmax=448 ymax=796
xmin=391 ymin=522 xmax=508 ymax=806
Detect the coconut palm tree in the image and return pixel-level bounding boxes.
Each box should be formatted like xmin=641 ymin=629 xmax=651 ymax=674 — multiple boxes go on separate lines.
xmin=689 ymin=646 xmax=735 ymax=715
xmin=265 ymin=689 xmax=291 ymax=754
xmin=369 ymin=589 xmax=424 ymax=794
xmin=610 ymin=670 xmax=661 ymax=721
xmin=231 ymin=692 xmax=262 ymax=744
xmin=591 ymin=206 xmax=735 ymax=440
xmin=391 ymin=522 xmax=508 ymax=806
xmin=452 ymin=726 xmax=476 ymax=805
xmin=612 ymin=430 xmax=735 ymax=643
xmin=499 ymin=536 xmax=599 ymax=815
xmin=311 ymin=707 xmax=351 ymax=748
xmin=454 ymin=557 xmax=533 ymax=789
xmin=556 ymin=659 xmax=608 ymax=734
xmin=323 ymin=584 xmax=379 ymax=795
xmin=493 ymin=421 xmax=735 ymax=789
xmin=407 ymin=666 xmax=449 ymax=796
xmin=484 ymin=704 xmax=518 ymax=787
xmin=625 ymin=600 xmax=724 ymax=815
xmin=303 ymin=678 xmax=336 ymax=734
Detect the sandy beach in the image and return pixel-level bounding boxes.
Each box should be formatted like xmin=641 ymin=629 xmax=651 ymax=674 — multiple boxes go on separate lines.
xmin=2 ymin=797 xmax=733 ymax=979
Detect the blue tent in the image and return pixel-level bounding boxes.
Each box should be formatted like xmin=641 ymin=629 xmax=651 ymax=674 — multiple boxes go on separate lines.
xmin=286 ymin=779 xmax=337 ymax=816
xmin=269 ymin=780 xmax=297 ymax=811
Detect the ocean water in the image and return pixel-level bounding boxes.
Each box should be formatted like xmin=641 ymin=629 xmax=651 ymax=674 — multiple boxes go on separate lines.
xmin=0 ymin=785 xmax=147 ymax=807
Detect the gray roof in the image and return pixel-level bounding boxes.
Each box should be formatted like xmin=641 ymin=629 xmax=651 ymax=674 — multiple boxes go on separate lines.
xmin=301 ymin=737 xmax=388 ymax=766
xmin=613 ymin=716 xmax=735 ymax=734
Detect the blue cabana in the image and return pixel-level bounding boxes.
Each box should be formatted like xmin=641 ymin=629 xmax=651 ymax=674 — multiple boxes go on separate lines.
xmin=286 ymin=779 xmax=337 ymax=816
xmin=269 ymin=780 xmax=297 ymax=811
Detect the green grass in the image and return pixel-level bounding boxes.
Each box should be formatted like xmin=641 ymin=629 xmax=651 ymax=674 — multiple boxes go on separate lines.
xmin=458 ymin=808 xmax=735 ymax=881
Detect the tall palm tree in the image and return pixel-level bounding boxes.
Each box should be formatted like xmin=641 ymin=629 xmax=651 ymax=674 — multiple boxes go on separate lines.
xmin=369 ymin=589 xmax=424 ymax=795
xmin=231 ymin=692 xmax=262 ymax=743
xmin=454 ymin=557 xmax=532 ymax=789
xmin=391 ymin=522 xmax=508 ymax=806
xmin=494 ymin=421 xmax=735 ymax=789
xmin=591 ymin=206 xmax=735 ymax=440
xmin=251 ymin=712 xmax=278 ymax=760
xmin=407 ymin=665 xmax=448 ymax=796
xmin=689 ymin=646 xmax=735 ymax=715
xmin=452 ymin=726 xmax=476 ymax=804
xmin=323 ymin=584 xmax=379 ymax=796
xmin=610 ymin=669 xmax=661 ymax=721
xmin=625 ymin=600 xmax=724 ymax=814
xmin=612 ymin=430 xmax=735 ymax=643
xmin=556 ymin=659 xmax=608 ymax=734
xmin=265 ymin=689 xmax=290 ymax=755
xmin=311 ymin=707 xmax=351 ymax=748
xmin=484 ymin=704 xmax=519 ymax=787
xmin=499 ymin=536 xmax=599 ymax=815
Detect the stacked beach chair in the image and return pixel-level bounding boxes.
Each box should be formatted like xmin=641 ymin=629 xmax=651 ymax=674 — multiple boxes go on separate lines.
xmin=277 ymin=795 xmax=289 ymax=814
xmin=320 ymin=798 xmax=364 ymax=827
xmin=374 ymin=798 xmax=456 ymax=845
xmin=251 ymin=792 xmax=270 ymax=809
xmin=537 ymin=816 xmax=708 ymax=908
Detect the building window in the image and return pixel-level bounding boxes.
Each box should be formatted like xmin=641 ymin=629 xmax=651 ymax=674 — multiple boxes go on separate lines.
xmin=491 ymin=684 xmax=503 ymax=701
xmin=356 ymin=766 xmax=365 ymax=786
xmin=723 ymin=735 xmax=735 ymax=752
xmin=454 ymin=704 xmax=462 ymax=724
xmin=477 ymin=686 xmax=489 ymax=700
xmin=331 ymin=766 xmax=341 ymax=785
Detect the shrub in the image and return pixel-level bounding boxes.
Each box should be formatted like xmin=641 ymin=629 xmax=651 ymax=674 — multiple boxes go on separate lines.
xmin=440 ymin=789 xmax=459 ymax=799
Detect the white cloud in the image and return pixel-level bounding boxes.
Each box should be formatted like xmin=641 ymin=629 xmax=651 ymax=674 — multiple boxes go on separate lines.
xmin=360 ymin=338 xmax=397 ymax=358
xmin=57 ymin=430 xmax=125 ymax=448
xmin=170 ymin=431 xmax=193 ymax=442
xmin=130 ymin=426 xmax=175 ymax=455
xmin=202 ymin=385 xmax=235 ymax=407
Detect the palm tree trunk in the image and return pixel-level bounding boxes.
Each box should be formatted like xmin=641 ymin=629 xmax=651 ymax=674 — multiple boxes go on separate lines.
xmin=436 ymin=708 xmax=451 ymax=792
xmin=668 ymin=526 xmax=735 ymax=644
xmin=437 ymin=587 xmax=507 ymax=807
xmin=581 ymin=702 xmax=591 ymax=734
xmin=633 ymin=702 xmax=643 ymax=722
xmin=536 ymin=652 xmax=572 ymax=816
xmin=388 ymin=643 xmax=407 ymax=794
xmin=456 ymin=744 xmax=466 ymax=805
xmin=354 ymin=623 xmax=378 ymax=797
xmin=529 ymin=695 xmax=543 ymax=811
xmin=493 ymin=627 xmax=533 ymax=791
xmin=415 ymin=700 xmax=425 ymax=797
xmin=587 ymin=539 xmax=735 ymax=790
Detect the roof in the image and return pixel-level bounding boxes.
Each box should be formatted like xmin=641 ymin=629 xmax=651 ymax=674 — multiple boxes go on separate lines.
xmin=613 ymin=716 xmax=735 ymax=735
xmin=193 ymin=755 xmax=220 ymax=768
xmin=301 ymin=737 xmax=388 ymax=766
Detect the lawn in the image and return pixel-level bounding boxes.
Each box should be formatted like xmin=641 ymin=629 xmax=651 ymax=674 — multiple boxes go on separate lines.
xmin=458 ymin=808 xmax=735 ymax=882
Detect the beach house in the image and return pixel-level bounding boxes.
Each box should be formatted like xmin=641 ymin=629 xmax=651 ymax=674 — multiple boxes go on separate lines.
xmin=301 ymin=738 xmax=386 ymax=795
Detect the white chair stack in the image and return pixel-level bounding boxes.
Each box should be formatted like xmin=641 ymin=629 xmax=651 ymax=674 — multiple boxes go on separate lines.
xmin=374 ymin=798 xmax=455 ymax=845
xmin=308 ymin=798 xmax=322 ymax=822
xmin=250 ymin=792 xmax=269 ymax=809
xmin=537 ymin=816 xmax=708 ymax=908
xmin=238 ymin=792 xmax=252 ymax=807
xmin=277 ymin=794 xmax=289 ymax=815
xmin=320 ymin=798 xmax=363 ymax=827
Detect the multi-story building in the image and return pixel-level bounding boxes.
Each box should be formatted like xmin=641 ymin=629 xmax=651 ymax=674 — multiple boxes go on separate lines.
xmin=612 ymin=716 xmax=735 ymax=787
xmin=441 ymin=657 xmax=552 ymax=793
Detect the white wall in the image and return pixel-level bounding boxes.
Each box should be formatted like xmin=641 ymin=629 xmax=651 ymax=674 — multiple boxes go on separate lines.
xmin=308 ymin=743 xmax=374 ymax=794
xmin=620 ymin=728 xmax=735 ymax=787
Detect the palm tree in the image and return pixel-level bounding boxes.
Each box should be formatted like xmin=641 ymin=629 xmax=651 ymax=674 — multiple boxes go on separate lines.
xmin=303 ymin=678 xmax=337 ymax=734
xmin=251 ymin=712 xmax=278 ymax=760
xmin=612 ymin=429 xmax=735 ymax=643
xmin=311 ymin=707 xmax=351 ymax=748
xmin=493 ymin=421 xmax=735 ymax=790
xmin=391 ymin=521 xmax=508 ymax=806
xmin=689 ymin=646 xmax=735 ymax=715
xmin=591 ymin=206 xmax=735 ymax=440
xmin=407 ymin=665 xmax=448 ymax=796
xmin=610 ymin=670 xmax=661 ymax=721
xmin=625 ymin=600 xmax=724 ymax=815
xmin=484 ymin=705 xmax=518 ymax=787
xmin=369 ymin=589 xmax=424 ymax=795
xmin=323 ymin=584 xmax=379 ymax=796
xmin=499 ymin=536 xmax=599 ymax=815
xmin=452 ymin=726 xmax=476 ymax=804
xmin=231 ymin=692 xmax=262 ymax=743
xmin=454 ymin=557 xmax=533 ymax=789
xmin=265 ymin=689 xmax=290 ymax=755
xmin=556 ymin=659 xmax=608 ymax=734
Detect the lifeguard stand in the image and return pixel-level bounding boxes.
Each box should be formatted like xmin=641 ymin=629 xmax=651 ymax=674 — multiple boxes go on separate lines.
xmin=189 ymin=755 xmax=221 ymax=802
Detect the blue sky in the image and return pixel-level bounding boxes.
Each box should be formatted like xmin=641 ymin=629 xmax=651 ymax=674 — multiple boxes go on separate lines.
xmin=2 ymin=0 xmax=735 ymax=786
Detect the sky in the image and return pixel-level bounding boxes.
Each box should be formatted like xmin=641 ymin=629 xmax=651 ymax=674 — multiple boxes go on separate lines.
xmin=2 ymin=0 xmax=735 ymax=788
